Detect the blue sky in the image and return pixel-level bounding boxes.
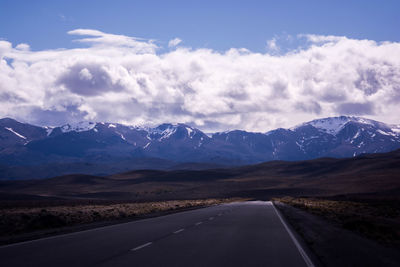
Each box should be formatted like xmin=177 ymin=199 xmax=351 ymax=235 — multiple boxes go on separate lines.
xmin=1 ymin=0 xmax=399 ymax=52
xmin=0 ymin=1 xmax=399 ymax=131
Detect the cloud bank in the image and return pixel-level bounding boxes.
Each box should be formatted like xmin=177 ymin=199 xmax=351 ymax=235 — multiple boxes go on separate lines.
xmin=1 ymin=29 xmax=399 ymax=131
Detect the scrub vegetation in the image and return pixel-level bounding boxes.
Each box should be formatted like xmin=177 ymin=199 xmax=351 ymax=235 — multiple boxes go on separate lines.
xmin=0 ymin=198 xmax=241 ymax=242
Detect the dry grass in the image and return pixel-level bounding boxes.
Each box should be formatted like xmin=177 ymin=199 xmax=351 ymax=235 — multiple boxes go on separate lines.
xmin=0 ymin=198 xmax=241 ymax=237
xmin=274 ymin=197 xmax=400 ymax=247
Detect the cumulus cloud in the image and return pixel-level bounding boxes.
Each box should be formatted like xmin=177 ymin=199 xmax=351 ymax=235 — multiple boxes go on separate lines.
xmin=57 ymin=64 xmax=124 ymax=96
xmin=0 ymin=29 xmax=400 ymax=132
xmin=168 ymin=38 xmax=182 ymax=48
xmin=15 ymin=43 xmax=30 ymax=51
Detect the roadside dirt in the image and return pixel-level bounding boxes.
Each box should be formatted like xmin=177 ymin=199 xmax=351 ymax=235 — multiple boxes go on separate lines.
xmin=274 ymin=201 xmax=400 ymax=267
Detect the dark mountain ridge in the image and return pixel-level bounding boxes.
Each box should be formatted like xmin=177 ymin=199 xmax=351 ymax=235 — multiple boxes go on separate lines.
xmin=0 ymin=116 xmax=399 ymax=179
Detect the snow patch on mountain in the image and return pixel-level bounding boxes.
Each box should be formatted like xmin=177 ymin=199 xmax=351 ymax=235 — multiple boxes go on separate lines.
xmin=377 ymin=129 xmax=397 ymax=137
xmin=45 ymin=127 xmax=54 ymax=136
xmin=117 ymin=132 xmax=126 ymax=140
xmin=391 ymin=125 xmax=400 ymax=134
xmin=158 ymin=128 xmax=176 ymax=140
xmin=186 ymin=127 xmax=194 ymax=138
xmin=353 ymin=130 xmax=361 ymax=140
xmin=307 ymin=117 xmax=353 ymax=135
xmin=5 ymin=127 xmax=26 ymax=139
xmin=149 ymin=124 xmax=178 ymax=141
xmin=60 ymin=121 xmax=96 ymax=133
xmin=293 ymin=116 xmax=380 ymax=136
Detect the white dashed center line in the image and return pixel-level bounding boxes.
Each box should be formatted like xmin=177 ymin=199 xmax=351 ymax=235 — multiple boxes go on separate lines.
xmin=131 ymin=212 xmax=225 ymax=253
xmin=173 ymin=228 xmax=184 ymax=234
xmin=131 ymin=242 xmax=152 ymax=251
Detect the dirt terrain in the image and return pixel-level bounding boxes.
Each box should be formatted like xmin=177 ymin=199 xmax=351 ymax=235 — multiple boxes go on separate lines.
xmin=0 ymin=149 xmax=399 ymax=201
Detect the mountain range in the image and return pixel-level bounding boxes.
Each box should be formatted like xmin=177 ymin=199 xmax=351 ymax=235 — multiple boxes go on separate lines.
xmin=1 ymin=116 xmax=399 ymax=179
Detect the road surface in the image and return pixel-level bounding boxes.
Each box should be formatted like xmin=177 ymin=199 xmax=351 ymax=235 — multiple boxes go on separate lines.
xmin=0 ymin=201 xmax=314 ymax=267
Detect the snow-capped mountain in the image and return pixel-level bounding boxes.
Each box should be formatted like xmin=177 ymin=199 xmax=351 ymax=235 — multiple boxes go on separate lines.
xmin=0 ymin=116 xmax=399 ymax=179
xmin=290 ymin=116 xmax=400 ymax=158
xmin=45 ymin=122 xmax=208 ymax=155
xmin=292 ymin=116 xmax=393 ymax=136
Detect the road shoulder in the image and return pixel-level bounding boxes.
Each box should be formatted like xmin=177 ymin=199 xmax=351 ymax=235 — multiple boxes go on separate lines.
xmin=274 ymin=201 xmax=400 ymax=267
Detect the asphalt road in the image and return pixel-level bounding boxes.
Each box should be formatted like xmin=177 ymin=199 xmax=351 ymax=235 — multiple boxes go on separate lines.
xmin=0 ymin=201 xmax=314 ymax=267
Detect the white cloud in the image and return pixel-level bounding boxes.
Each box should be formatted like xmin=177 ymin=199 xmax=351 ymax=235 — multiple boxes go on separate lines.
xmin=15 ymin=43 xmax=30 ymax=51
xmin=0 ymin=29 xmax=400 ymax=132
xmin=78 ymin=68 xmax=93 ymax=81
xmin=67 ymin=28 xmax=157 ymax=53
xmin=266 ymin=38 xmax=279 ymax=52
xmin=299 ymin=34 xmax=346 ymax=43
xmin=168 ymin=38 xmax=182 ymax=48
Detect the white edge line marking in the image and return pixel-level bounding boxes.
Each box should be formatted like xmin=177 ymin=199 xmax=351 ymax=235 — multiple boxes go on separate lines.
xmin=271 ymin=202 xmax=315 ymax=267
xmin=173 ymin=228 xmax=184 ymax=234
xmin=195 ymin=222 xmax=202 ymax=226
xmin=131 ymin=242 xmax=152 ymax=251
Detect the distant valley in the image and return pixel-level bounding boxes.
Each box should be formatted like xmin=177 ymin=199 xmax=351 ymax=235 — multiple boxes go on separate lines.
xmin=1 ymin=148 xmax=399 ymax=201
